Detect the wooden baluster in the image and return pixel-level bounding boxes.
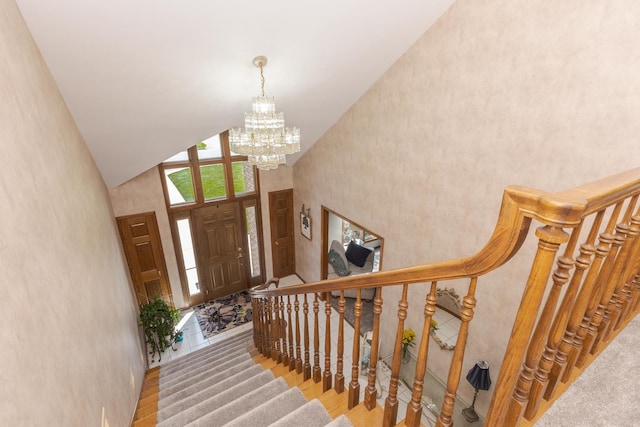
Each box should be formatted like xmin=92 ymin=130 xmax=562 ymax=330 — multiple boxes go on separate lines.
xmin=436 ymin=277 xmax=480 ymax=427
xmin=287 ymin=295 xmax=295 ymax=370
xmin=562 ymin=205 xmax=620 ymax=381
xmin=262 ymin=299 xmax=270 ymax=356
xmin=323 ymin=292 xmax=333 ymax=392
xmin=405 ymin=282 xmax=438 ymax=427
xmin=278 ymin=296 xmax=293 ymax=366
xmin=303 ymin=293 xmax=312 ymax=380
xmin=267 ymin=297 xmax=275 ymax=359
xmin=364 ymin=287 xmax=383 ymax=410
xmin=313 ymin=293 xmax=322 ymax=382
xmin=295 ymin=295 xmax=303 ymax=373
xmin=578 ymin=202 xmax=627 ymax=363
xmin=545 ymin=212 xmax=603 ymax=399
xmin=335 ymin=291 xmax=346 ymax=393
xmin=256 ymin=299 xmax=264 ymax=354
xmin=272 ymin=296 xmax=282 ymax=363
xmin=524 ymin=226 xmax=581 ymax=420
xmin=615 ymin=222 xmax=640 ymax=322
xmin=503 ymin=226 xmax=570 ymax=425
xmin=619 ymin=211 xmax=640 ymax=321
xmin=256 ymin=299 xmax=265 ymax=353
xmin=349 ymin=289 xmax=363 ymax=409
xmin=251 ymin=298 xmax=258 ymax=349
xmin=595 ymin=198 xmax=639 ymax=348
xmin=486 ymin=226 xmax=570 ymax=426
xmin=632 ymin=274 xmax=640 ymax=312
xmin=613 ymin=208 xmax=640 ymax=332
xmin=383 ymin=284 xmax=409 ymax=427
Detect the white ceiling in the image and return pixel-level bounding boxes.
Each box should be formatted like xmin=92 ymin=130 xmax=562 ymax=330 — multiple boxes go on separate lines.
xmin=15 ymin=0 xmax=454 ymax=187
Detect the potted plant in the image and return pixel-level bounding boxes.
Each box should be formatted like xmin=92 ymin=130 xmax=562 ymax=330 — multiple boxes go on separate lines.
xmin=139 ymin=296 xmax=183 ymax=362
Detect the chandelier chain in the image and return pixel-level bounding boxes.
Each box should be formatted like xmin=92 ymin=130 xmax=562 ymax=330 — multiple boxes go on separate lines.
xmin=259 ymin=63 xmax=265 ymax=97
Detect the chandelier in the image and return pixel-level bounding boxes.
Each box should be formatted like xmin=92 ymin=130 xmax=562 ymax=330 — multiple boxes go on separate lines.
xmin=229 ymin=56 xmax=300 ymax=170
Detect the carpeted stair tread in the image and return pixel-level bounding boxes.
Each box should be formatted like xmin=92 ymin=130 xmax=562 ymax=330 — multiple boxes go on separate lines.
xmin=326 ymin=414 xmax=354 ymax=426
xmin=160 ymin=349 xmax=250 ymax=388
xmin=160 ymin=338 xmax=249 ymax=378
xmin=159 ymin=356 xmax=255 ymax=401
xmin=184 ymin=377 xmax=290 ymax=427
xmin=156 ymin=369 xmax=276 ymax=427
xmin=267 ymin=398 xmax=332 ymax=427
xmin=160 ymin=332 xmax=252 ymax=376
xmin=160 ymin=330 xmax=251 ymax=371
xmin=157 ymin=364 xmax=263 ymax=413
xmin=223 ymin=386 xmax=309 ymax=427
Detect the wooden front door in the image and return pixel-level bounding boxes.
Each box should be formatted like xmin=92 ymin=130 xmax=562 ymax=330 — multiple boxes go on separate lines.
xmin=117 ymin=212 xmax=173 ymax=306
xmin=269 ymin=189 xmax=295 ymax=278
xmin=193 ymin=201 xmax=247 ymax=301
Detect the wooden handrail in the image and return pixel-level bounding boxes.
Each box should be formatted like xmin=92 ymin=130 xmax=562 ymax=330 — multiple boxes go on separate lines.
xmin=250 ymin=167 xmax=640 ymax=427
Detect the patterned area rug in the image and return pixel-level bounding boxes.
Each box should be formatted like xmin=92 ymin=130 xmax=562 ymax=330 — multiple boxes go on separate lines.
xmin=194 ymin=291 xmax=253 ymax=339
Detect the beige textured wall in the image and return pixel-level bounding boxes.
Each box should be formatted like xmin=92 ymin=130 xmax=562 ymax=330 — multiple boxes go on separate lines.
xmin=0 ymin=1 xmax=146 ymax=425
xmin=293 ymin=0 xmax=640 ymax=414
xmin=109 ymin=166 xmax=185 ymax=308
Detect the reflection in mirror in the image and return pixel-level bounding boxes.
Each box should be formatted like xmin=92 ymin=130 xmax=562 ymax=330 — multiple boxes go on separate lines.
xmin=431 ymin=288 xmax=462 ymax=351
xmin=322 ymin=207 xmax=383 ymax=281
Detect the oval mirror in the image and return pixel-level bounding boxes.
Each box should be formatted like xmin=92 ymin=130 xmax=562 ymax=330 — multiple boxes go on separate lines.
xmin=431 ymin=288 xmax=461 ymax=351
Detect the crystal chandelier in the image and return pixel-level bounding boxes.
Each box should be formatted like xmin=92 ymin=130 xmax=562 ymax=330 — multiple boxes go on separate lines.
xmin=229 ymin=56 xmax=300 ymax=170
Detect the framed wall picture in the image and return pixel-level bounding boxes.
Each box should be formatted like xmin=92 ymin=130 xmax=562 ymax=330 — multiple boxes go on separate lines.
xmin=301 ymin=212 xmax=312 ymax=240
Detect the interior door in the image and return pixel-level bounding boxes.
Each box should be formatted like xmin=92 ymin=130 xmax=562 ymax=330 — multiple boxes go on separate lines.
xmin=269 ymin=189 xmax=295 ymax=278
xmin=193 ymin=201 xmax=247 ymax=301
xmin=117 ymin=212 xmax=173 ymax=306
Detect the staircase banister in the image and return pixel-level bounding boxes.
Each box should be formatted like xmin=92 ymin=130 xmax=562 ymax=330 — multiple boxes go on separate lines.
xmin=252 ymin=170 xmax=640 ymax=300
xmin=251 ymin=186 xmax=542 ymax=300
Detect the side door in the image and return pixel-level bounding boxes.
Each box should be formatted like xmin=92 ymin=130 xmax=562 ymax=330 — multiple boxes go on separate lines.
xmin=117 ymin=212 xmax=173 ymax=306
xmin=269 ymin=189 xmax=295 ymax=278
xmin=193 ymin=201 xmax=247 ymax=301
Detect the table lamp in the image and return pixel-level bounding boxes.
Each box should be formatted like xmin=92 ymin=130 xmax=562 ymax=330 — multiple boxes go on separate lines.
xmin=462 ymin=360 xmax=491 ymax=423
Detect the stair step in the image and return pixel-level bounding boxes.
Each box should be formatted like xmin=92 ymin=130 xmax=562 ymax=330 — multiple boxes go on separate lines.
xmin=224 ymin=386 xmax=309 ymax=427
xmin=268 ymin=398 xmax=332 ymax=427
xmin=160 ymin=330 xmax=252 ymax=374
xmin=160 ymin=342 xmax=248 ymax=381
xmin=160 ymin=349 xmax=250 ymax=388
xmin=318 ymin=389 xmax=350 ymax=419
xmin=344 ymin=402 xmax=384 ymax=427
xmin=157 ymin=367 xmax=271 ymax=425
xmin=328 ymin=415 xmax=356 ymax=427
xmin=182 ymin=377 xmax=289 ymax=426
xmin=159 ymin=354 xmax=253 ymax=399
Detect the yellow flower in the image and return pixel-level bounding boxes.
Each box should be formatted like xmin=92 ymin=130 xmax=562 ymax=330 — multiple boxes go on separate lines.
xmin=402 ymin=328 xmax=416 ymax=346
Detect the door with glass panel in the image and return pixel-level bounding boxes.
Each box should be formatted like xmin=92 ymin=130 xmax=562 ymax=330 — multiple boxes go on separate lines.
xmin=193 ymin=202 xmax=247 ymax=301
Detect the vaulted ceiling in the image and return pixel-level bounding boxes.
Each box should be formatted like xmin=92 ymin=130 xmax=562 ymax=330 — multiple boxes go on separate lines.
xmin=15 ymin=0 xmax=455 ymax=187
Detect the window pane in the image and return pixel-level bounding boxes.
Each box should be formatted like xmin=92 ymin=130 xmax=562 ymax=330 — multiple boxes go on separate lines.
xmin=176 ymin=218 xmax=200 ymax=296
xmin=245 ymin=206 xmax=261 ymax=277
xmin=164 ymin=167 xmax=195 ymax=204
xmin=233 ymin=161 xmax=256 ymax=195
xmin=197 ymin=134 xmax=223 ymax=160
xmin=164 ymin=150 xmax=189 ymax=163
xmin=200 ymin=164 xmax=227 ymax=200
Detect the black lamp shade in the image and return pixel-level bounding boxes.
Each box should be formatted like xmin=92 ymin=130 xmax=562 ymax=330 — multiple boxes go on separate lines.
xmin=466 ymin=360 xmax=491 ymax=391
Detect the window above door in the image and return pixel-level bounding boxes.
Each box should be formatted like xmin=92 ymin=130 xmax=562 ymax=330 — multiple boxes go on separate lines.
xmin=160 ymin=130 xmax=258 ymax=210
